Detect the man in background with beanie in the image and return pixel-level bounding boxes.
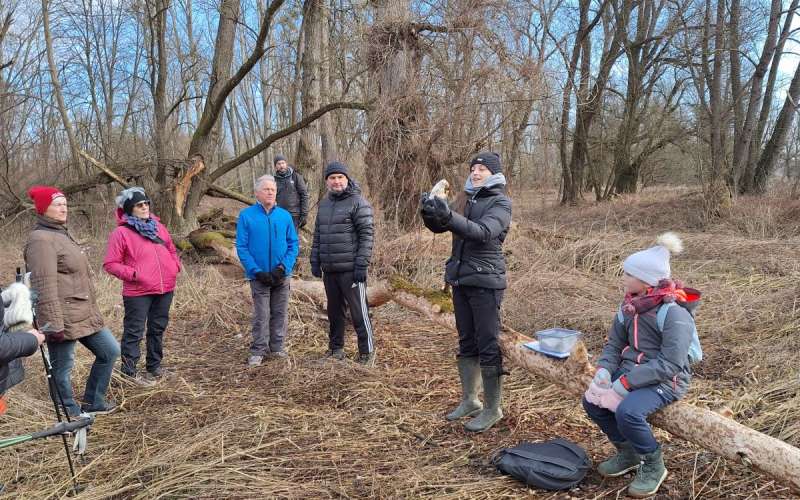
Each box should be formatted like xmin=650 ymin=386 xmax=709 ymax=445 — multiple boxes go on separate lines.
xmin=273 ymin=154 xmax=309 ymax=230
xmin=310 ymin=161 xmax=376 ymax=366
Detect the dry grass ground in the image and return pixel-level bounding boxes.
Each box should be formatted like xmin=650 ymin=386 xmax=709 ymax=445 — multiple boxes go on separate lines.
xmin=1 ymin=187 xmax=799 ymax=498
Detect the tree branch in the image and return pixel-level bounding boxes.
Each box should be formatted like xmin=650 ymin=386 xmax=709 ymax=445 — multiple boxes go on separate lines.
xmin=209 ymin=101 xmax=369 ymax=184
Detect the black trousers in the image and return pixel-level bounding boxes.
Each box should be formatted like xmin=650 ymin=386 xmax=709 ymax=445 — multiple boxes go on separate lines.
xmin=323 ymin=271 xmax=374 ymax=354
xmin=121 ymin=292 xmax=174 ymax=375
xmin=452 ymin=285 xmax=504 ymax=367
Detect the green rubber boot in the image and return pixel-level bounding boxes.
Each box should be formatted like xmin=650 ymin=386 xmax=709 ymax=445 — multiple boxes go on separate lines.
xmin=598 ymin=441 xmax=641 ymax=477
xmin=464 ymin=365 xmax=503 ymax=432
xmin=446 ymin=357 xmax=483 ymax=421
xmin=628 ymin=446 xmax=667 ymax=498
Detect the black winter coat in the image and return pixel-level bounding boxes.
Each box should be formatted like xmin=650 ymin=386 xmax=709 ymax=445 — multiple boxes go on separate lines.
xmin=0 ymin=299 xmax=39 ymax=395
xmin=311 ymin=181 xmax=374 ymax=274
xmin=422 ymin=184 xmax=512 ymax=289
xmin=275 ymin=168 xmax=309 ymax=220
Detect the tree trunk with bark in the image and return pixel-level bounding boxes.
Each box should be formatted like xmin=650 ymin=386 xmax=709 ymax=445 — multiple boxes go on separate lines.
xmin=365 ymin=0 xmax=436 ymax=227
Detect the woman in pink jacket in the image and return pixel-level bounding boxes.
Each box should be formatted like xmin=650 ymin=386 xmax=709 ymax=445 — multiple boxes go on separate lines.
xmin=104 ymin=187 xmax=180 ymax=384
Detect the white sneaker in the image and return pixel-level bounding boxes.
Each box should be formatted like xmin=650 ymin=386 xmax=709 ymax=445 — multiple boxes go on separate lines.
xmin=248 ymin=355 xmax=263 ymax=367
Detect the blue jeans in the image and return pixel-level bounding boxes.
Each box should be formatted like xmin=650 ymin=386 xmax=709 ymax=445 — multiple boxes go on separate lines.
xmin=583 ymin=384 xmax=676 ymax=454
xmin=46 ymin=328 xmax=120 ymax=416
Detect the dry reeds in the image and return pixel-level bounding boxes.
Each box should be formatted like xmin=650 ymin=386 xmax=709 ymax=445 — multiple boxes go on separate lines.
xmin=1 ymin=188 xmax=799 ymax=498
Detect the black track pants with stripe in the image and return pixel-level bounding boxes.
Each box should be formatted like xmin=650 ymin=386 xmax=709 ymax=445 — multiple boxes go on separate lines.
xmin=323 ymin=271 xmax=375 ymax=354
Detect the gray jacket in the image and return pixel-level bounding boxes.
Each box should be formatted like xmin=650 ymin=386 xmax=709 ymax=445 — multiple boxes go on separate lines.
xmin=597 ymin=301 xmax=698 ymax=399
xmin=275 ymin=167 xmax=309 ymax=221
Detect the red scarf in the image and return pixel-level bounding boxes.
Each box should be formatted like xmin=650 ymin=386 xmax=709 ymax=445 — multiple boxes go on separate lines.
xmin=622 ymin=278 xmax=697 ymax=316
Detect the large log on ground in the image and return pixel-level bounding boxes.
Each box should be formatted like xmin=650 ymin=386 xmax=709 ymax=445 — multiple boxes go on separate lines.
xmin=290 ymin=279 xmax=393 ymax=308
xmin=291 ymin=278 xmax=800 ymax=493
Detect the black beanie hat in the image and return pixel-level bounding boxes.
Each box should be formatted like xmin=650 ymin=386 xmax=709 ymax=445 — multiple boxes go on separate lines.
xmin=324 ymin=161 xmax=349 ymax=179
xmin=123 ymin=190 xmax=150 ymax=215
xmin=470 ymin=152 xmax=502 ymax=175
xmin=273 ymin=154 xmax=287 ymax=165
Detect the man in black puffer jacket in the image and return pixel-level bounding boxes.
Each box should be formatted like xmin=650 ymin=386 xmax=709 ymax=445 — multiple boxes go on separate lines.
xmin=310 ymin=161 xmax=376 ymax=365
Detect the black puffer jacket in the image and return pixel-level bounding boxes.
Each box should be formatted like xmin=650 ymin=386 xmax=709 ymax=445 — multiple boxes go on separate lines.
xmin=311 ymin=181 xmax=374 ymax=274
xmin=275 ymin=167 xmax=309 ymax=220
xmin=422 ymin=184 xmax=512 ymax=289
xmin=0 ymin=300 xmax=39 ymax=395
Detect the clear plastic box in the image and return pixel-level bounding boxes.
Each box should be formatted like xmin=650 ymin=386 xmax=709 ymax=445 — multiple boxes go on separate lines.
xmin=535 ymin=328 xmax=582 ymax=354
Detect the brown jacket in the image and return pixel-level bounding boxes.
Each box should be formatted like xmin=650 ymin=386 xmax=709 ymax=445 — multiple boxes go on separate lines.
xmin=24 ymin=216 xmax=105 ymax=340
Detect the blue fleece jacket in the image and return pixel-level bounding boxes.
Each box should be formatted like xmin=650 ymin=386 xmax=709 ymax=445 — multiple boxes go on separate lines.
xmin=236 ymin=203 xmax=299 ymax=280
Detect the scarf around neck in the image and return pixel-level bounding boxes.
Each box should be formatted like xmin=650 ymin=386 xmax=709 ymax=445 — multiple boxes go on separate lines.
xmin=275 ymin=166 xmax=294 ymax=179
xmin=464 ymin=172 xmax=507 ymax=196
xmin=622 ymin=278 xmax=696 ymax=316
xmin=124 ymin=214 xmax=162 ymax=243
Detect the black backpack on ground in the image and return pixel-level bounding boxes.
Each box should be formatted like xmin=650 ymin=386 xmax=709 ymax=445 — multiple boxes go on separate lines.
xmin=492 ymin=438 xmax=591 ymax=490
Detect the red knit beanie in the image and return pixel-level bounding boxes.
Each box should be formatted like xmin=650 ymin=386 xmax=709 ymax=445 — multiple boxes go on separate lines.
xmin=27 ymin=185 xmax=65 ymax=215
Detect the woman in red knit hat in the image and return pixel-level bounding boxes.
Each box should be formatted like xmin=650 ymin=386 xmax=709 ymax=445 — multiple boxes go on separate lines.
xmin=24 ymin=186 xmax=120 ymax=416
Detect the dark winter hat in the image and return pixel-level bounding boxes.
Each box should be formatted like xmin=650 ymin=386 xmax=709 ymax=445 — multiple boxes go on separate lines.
xmin=324 ymin=161 xmax=349 ymax=179
xmin=470 ymin=152 xmax=502 ymax=175
xmin=116 ymin=187 xmax=150 ymax=215
xmin=27 ymin=185 xmax=65 ymax=215
xmin=273 ymin=154 xmax=287 ymax=166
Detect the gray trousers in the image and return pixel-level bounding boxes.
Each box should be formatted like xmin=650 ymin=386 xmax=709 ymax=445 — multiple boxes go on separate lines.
xmin=249 ymin=279 xmax=291 ymax=355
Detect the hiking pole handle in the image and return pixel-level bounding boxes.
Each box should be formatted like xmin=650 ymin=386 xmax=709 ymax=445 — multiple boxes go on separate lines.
xmin=30 ymin=416 xmax=95 ymax=440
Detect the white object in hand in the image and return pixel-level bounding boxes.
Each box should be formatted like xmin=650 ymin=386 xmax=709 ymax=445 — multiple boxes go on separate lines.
xmin=430 ymin=179 xmax=450 ymax=200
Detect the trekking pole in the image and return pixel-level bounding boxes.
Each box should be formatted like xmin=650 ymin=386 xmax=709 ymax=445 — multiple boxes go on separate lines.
xmin=16 ymin=268 xmax=82 ymax=495
xmin=0 ymin=416 xmax=94 ymax=450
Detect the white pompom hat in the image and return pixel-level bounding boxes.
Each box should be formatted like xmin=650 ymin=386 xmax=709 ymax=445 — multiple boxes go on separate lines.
xmin=622 ymin=232 xmax=683 ymax=286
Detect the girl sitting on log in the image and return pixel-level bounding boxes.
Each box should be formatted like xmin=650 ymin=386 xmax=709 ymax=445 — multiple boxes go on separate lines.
xmin=583 ymin=232 xmax=701 ymax=498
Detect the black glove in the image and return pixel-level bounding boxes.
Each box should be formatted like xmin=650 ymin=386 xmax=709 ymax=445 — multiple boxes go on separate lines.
xmin=430 ymin=196 xmax=452 ymax=225
xmin=353 ymin=267 xmax=368 ymax=283
xmin=311 ymin=264 xmax=322 ymax=278
xmin=298 ymin=216 xmax=307 ymax=229
xmin=270 ymin=264 xmax=286 ymax=284
xmin=255 ymin=271 xmax=273 ymax=286
xmin=420 ymin=193 xmax=436 ymax=215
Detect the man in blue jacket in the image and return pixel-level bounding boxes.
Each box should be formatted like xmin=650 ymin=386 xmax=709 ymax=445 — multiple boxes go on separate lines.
xmin=236 ymin=175 xmax=299 ymax=366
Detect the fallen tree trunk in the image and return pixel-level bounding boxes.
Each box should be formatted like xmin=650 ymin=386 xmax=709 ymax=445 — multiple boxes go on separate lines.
xmin=290 ymin=278 xmax=800 ymax=493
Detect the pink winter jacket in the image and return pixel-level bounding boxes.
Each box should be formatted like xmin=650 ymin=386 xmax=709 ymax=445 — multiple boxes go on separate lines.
xmin=103 ymin=209 xmax=181 ymax=297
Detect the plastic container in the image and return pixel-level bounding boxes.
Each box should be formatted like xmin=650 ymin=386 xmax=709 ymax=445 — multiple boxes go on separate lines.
xmin=535 ymin=328 xmax=582 ymax=354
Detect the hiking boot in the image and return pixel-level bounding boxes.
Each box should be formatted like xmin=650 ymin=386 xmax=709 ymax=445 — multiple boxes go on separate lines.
xmin=446 ymin=356 xmax=483 ymax=421
xmin=120 ymin=370 xmax=156 ymax=387
xmin=628 ymin=446 xmax=667 ymax=498
xmin=357 ymin=351 xmax=376 ymax=367
xmin=464 ymin=365 xmax=503 ymax=432
xmin=597 ymin=441 xmax=641 ymax=478
xmin=149 ymin=366 xmax=166 ymax=378
xmin=325 ymin=348 xmax=346 ymax=361
xmin=81 ymin=399 xmax=118 ymax=415
xmin=248 ymin=355 xmax=264 ymax=367
xmin=267 ymin=350 xmax=289 ymax=360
